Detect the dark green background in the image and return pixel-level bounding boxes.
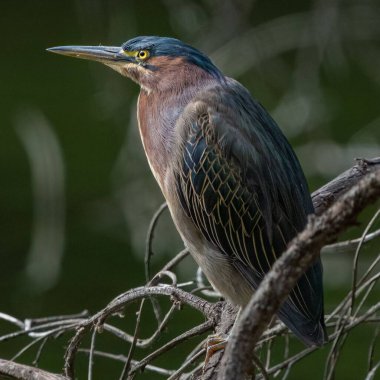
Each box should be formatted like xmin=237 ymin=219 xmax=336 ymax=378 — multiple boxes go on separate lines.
xmin=0 ymin=1 xmax=379 ymax=379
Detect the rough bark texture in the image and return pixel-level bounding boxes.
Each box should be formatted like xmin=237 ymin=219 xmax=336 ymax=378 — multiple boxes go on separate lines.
xmin=311 ymin=158 xmax=380 ymax=216
xmin=0 ymin=359 xmax=67 ymax=380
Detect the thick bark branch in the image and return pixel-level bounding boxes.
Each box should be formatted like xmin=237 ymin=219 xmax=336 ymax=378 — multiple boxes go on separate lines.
xmin=0 ymin=359 xmax=67 ymax=380
xmin=311 ymin=157 xmax=380 ymax=215
xmin=218 ymin=167 xmax=380 ymax=379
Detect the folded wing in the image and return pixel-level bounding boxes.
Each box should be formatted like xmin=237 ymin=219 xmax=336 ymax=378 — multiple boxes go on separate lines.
xmin=175 ymin=81 xmax=326 ymax=346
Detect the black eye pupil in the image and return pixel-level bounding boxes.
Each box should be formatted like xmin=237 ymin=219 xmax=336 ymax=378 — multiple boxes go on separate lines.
xmin=139 ymin=51 xmax=146 ymax=57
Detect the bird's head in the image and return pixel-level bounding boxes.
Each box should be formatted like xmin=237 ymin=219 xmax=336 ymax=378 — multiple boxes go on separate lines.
xmin=48 ymin=36 xmax=223 ymax=92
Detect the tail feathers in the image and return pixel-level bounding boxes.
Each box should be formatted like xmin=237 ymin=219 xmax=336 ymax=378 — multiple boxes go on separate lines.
xmin=278 ymin=300 xmax=327 ymax=346
xmin=232 ymin=258 xmax=327 ymax=346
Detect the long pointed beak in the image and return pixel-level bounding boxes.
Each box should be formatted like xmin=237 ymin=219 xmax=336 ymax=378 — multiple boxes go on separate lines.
xmin=47 ymin=45 xmax=131 ymax=63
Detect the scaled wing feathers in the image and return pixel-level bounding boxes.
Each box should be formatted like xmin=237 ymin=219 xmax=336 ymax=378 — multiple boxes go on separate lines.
xmin=175 ymin=83 xmax=325 ymax=345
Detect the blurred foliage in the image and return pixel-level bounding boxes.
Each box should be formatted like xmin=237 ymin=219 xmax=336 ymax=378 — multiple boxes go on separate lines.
xmin=0 ymin=0 xmax=379 ymax=379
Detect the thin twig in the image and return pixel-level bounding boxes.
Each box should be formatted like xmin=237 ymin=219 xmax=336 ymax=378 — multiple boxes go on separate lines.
xmin=88 ymin=328 xmax=97 ymax=380
xmin=252 ymin=354 xmax=269 ymax=380
xmin=129 ymin=320 xmax=213 ymax=376
xmin=0 ymin=320 xmax=80 ymax=343
xmin=78 ymin=349 xmax=175 ymax=377
xmin=136 ymin=304 xmax=177 ymax=349
xmin=144 ymin=202 xmax=168 ymax=326
xmin=367 ymin=325 xmax=380 ymax=374
xmin=260 ymin=302 xmax=380 ymax=378
xmin=24 ymin=310 xmax=89 ymax=327
xmin=119 ymin=299 xmax=146 ymax=380
xmin=144 ymin=202 xmax=168 ymax=282
xmin=350 ymin=209 xmax=380 ymax=315
xmin=0 ymin=312 xmax=25 ymax=329
xmin=11 ymin=335 xmax=49 ymax=362
xmin=32 ymin=337 xmax=49 ymax=366
xmin=167 ymin=348 xmax=206 ymax=380
xmin=365 ymin=360 xmax=380 ymax=380
xmin=158 ymin=248 xmax=190 ymax=273
xmin=64 ymin=326 xmax=87 ymax=379
xmin=321 ymin=227 xmax=380 ymax=254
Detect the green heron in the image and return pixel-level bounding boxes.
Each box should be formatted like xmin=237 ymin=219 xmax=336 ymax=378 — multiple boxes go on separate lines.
xmin=48 ymin=36 xmax=326 ymax=346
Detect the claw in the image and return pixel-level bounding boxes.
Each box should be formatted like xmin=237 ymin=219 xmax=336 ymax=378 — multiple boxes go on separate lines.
xmin=204 ymin=333 xmax=228 ymax=365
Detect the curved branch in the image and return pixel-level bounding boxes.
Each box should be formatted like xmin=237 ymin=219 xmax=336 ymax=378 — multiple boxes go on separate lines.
xmin=64 ymin=286 xmax=217 ymax=378
xmin=145 ymin=202 xmax=168 ymax=282
xmin=129 ymin=320 xmax=213 ymax=376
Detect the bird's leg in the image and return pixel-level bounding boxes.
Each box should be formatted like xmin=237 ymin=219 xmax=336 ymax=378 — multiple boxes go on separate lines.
xmin=204 ymin=307 xmax=242 ymax=364
xmin=204 ymin=333 xmax=229 ymax=364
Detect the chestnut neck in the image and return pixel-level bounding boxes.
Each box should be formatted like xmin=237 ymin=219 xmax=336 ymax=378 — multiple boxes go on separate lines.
xmin=137 ymin=64 xmax=222 ymax=189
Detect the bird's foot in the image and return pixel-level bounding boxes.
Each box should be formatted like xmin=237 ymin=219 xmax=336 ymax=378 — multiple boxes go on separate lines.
xmin=204 ymin=333 xmax=228 ymax=365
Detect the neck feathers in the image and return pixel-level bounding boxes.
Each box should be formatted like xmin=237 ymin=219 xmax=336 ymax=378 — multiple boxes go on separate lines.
xmin=137 ymin=63 xmax=222 ymax=188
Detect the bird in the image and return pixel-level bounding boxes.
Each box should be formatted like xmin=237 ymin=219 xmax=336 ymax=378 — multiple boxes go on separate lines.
xmin=48 ymin=36 xmax=326 ymax=347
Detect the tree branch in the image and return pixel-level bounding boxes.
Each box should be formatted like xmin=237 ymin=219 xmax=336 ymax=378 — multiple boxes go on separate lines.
xmin=311 ymin=157 xmax=380 ymax=216
xmin=0 ymin=359 xmax=67 ymax=380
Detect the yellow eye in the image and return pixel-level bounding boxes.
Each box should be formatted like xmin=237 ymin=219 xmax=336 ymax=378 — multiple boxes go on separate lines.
xmin=137 ymin=50 xmax=149 ymax=60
